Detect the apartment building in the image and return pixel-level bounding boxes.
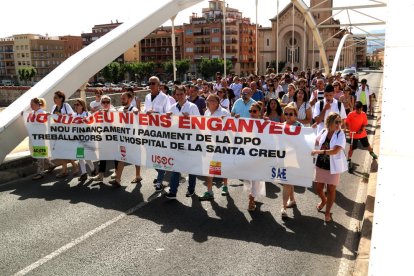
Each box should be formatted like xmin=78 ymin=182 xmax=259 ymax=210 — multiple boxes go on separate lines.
xmin=0 ymin=34 xmax=82 ymax=83
xmin=183 ymin=0 xmax=257 ymax=77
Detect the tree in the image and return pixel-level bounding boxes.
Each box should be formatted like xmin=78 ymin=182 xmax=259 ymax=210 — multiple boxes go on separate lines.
xmin=17 ymin=66 xmax=37 ymax=85
xmin=198 ymin=58 xmax=233 ymax=80
xmin=163 ymin=59 xmax=191 ymax=80
xmin=269 ymin=60 xmax=286 ymax=73
xmin=101 ymin=62 xmax=122 ymax=83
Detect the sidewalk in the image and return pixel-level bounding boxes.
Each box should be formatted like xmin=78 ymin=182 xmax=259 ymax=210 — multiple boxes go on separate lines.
xmin=352 ymin=95 xmax=382 ymax=275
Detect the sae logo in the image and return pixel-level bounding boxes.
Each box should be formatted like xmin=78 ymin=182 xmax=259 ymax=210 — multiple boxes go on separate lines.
xmin=271 ymin=167 xmax=287 ymax=181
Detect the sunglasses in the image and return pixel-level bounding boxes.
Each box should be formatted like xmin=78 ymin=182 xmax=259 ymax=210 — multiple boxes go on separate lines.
xmin=101 ymin=101 xmax=110 ymax=104
xmin=335 ymin=120 xmax=342 ymax=124
xmin=284 ymin=112 xmax=295 ymax=116
xmin=148 ymin=82 xmax=157 ymax=85
xmin=249 ymin=110 xmax=259 ymax=114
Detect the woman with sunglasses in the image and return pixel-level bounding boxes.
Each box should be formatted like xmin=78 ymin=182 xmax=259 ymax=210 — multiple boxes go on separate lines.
xmin=339 ymin=86 xmax=355 ymax=115
xmin=217 ymin=87 xmax=230 ymax=111
xmin=280 ymin=103 xmax=303 ymax=218
xmin=199 ymin=94 xmax=231 ymax=200
xmin=244 ymin=102 xmax=266 ymax=211
xmin=50 ymin=91 xmax=78 ymax=178
xmin=311 ymin=112 xmax=348 ymax=223
xmin=91 ymin=95 xmax=117 ymax=182
xmin=73 ymin=98 xmax=96 ymax=182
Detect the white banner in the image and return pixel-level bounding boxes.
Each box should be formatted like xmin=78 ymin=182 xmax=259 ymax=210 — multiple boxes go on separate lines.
xmin=24 ymin=112 xmax=316 ymax=187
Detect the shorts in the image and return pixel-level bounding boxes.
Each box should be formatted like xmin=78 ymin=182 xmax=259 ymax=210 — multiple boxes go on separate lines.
xmin=351 ymin=136 xmax=370 ymax=150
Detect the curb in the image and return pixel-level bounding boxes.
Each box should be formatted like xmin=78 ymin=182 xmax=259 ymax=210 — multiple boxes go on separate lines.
xmin=352 ymin=92 xmax=382 ymax=275
xmin=0 ymin=152 xmax=36 ymax=185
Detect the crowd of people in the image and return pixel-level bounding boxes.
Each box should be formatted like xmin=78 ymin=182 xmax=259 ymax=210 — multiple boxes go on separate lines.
xmin=28 ymin=68 xmax=378 ymax=223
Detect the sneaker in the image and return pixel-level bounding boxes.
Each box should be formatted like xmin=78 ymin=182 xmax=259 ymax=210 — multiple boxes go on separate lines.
xmin=155 ymin=182 xmax=164 ymax=192
xmin=153 ymin=178 xmax=158 ymax=184
xmin=186 ymin=190 xmax=195 ymax=197
xmin=165 ymin=192 xmax=177 ymax=199
xmin=370 ymin=151 xmax=378 ymax=160
xmin=221 ymin=186 xmax=229 ymax=196
xmin=199 ymin=191 xmax=214 ymax=201
xmin=281 ymin=208 xmax=288 ymax=218
xmin=110 ymin=172 xmax=117 ymax=179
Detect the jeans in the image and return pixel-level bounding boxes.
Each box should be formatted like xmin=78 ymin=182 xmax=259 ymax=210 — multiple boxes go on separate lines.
xmin=155 ymin=169 xmax=166 ymax=183
xmin=169 ymin=173 xmax=196 ymax=195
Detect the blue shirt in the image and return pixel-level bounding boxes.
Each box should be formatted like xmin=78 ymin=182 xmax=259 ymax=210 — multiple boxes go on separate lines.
xmin=251 ymin=90 xmax=264 ymax=102
xmin=231 ymin=98 xmax=256 ymax=118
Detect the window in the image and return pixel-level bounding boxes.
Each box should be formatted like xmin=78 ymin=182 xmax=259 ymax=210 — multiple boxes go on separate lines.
xmin=211 ymin=37 xmax=220 ymax=43
xmin=267 ymin=39 xmax=269 ymax=46
xmin=186 ymin=47 xmax=193 ymax=53
xmin=185 ymin=29 xmax=193 ymax=35
xmin=212 ymin=28 xmax=220 ymax=34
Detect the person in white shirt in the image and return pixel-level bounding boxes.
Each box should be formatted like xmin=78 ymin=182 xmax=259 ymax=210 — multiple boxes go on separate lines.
xmin=164 ymin=85 xmax=200 ymax=199
xmin=199 ymin=94 xmax=230 ymax=200
xmin=229 ymin=76 xmax=243 ymax=100
xmin=143 ymin=76 xmax=171 ymax=114
xmin=109 ymin=92 xmax=140 ymax=188
xmin=90 ymin=89 xmax=103 ymax=113
xmin=309 ymin=78 xmax=326 ymax=106
xmin=144 ymin=76 xmax=173 ymax=191
xmin=312 ymin=84 xmax=347 ymax=134
xmin=355 ymin=78 xmax=371 ymax=115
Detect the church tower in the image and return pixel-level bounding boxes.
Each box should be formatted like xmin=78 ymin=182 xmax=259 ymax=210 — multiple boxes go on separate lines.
xmin=310 ymin=0 xmax=333 ymax=25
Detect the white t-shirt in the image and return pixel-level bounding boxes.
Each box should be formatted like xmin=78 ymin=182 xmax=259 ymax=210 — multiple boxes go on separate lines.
xmin=230 ymin=82 xmax=243 ymax=98
xmin=220 ymin=98 xmax=230 ymax=111
xmin=90 ymin=100 xmax=101 ymax=111
xmin=205 ymin=107 xmax=230 ymax=117
xmin=169 ymin=100 xmax=200 ymax=116
xmin=143 ymin=91 xmax=171 ymax=114
xmin=313 ymin=98 xmax=347 ymax=134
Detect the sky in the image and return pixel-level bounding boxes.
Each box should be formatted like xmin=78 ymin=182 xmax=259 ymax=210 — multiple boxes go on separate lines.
xmin=1 ymin=0 xmax=386 ymax=38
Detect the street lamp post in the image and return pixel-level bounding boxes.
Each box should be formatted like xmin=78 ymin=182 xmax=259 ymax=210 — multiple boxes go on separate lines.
xmin=223 ymin=0 xmax=227 ymax=78
xmin=171 ymin=14 xmax=177 ymax=81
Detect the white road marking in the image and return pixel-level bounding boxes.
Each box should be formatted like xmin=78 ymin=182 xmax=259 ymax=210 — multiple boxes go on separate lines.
xmin=14 ymin=201 xmax=147 ymax=276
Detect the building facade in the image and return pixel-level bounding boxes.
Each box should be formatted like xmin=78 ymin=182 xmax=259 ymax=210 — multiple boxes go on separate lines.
xmin=183 ymin=0 xmax=256 ymax=77
xmin=0 ymin=34 xmax=82 ymax=84
xmin=258 ymin=0 xmax=365 ymax=74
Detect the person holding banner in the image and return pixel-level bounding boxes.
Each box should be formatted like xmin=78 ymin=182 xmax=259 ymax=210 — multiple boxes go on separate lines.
xmin=90 ymin=95 xmax=119 ymax=183
xmin=280 ymin=103 xmax=303 ymax=218
xmin=311 ymin=112 xmax=348 ymax=223
xmin=50 ymin=91 xmax=78 ymax=178
xmin=108 ymin=92 xmax=140 ymax=188
xmin=30 ymin=97 xmax=57 ymax=180
xmin=73 ymin=98 xmax=96 ymax=182
xmin=244 ymin=102 xmax=266 ymax=211
xmin=143 ymin=76 xmax=172 ymax=192
xmin=164 ymin=85 xmax=200 ymax=199
xmin=199 ymin=94 xmax=230 ymax=200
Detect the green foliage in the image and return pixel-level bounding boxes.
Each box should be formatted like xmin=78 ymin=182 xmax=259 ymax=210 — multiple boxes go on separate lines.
xmin=269 ymin=60 xmax=286 ymax=73
xmin=198 ymin=58 xmax=233 ymax=80
xmin=17 ymin=66 xmax=37 ymax=85
xmin=163 ymin=59 xmax=191 ymax=80
xmin=101 ymin=62 xmax=121 ymax=83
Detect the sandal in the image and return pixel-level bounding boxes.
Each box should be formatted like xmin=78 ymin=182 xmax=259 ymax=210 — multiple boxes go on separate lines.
xmin=131 ymin=176 xmax=143 ymax=183
xmin=317 ymin=201 xmax=326 ymax=212
xmin=325 ymin=214 xmax=333 ymax=223
xmin=109 ymin=179 xmax=121 ymax=188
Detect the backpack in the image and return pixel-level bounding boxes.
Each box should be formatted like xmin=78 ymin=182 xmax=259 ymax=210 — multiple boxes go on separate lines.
xmin=319 ymin=100 xmax=342 ymax=113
